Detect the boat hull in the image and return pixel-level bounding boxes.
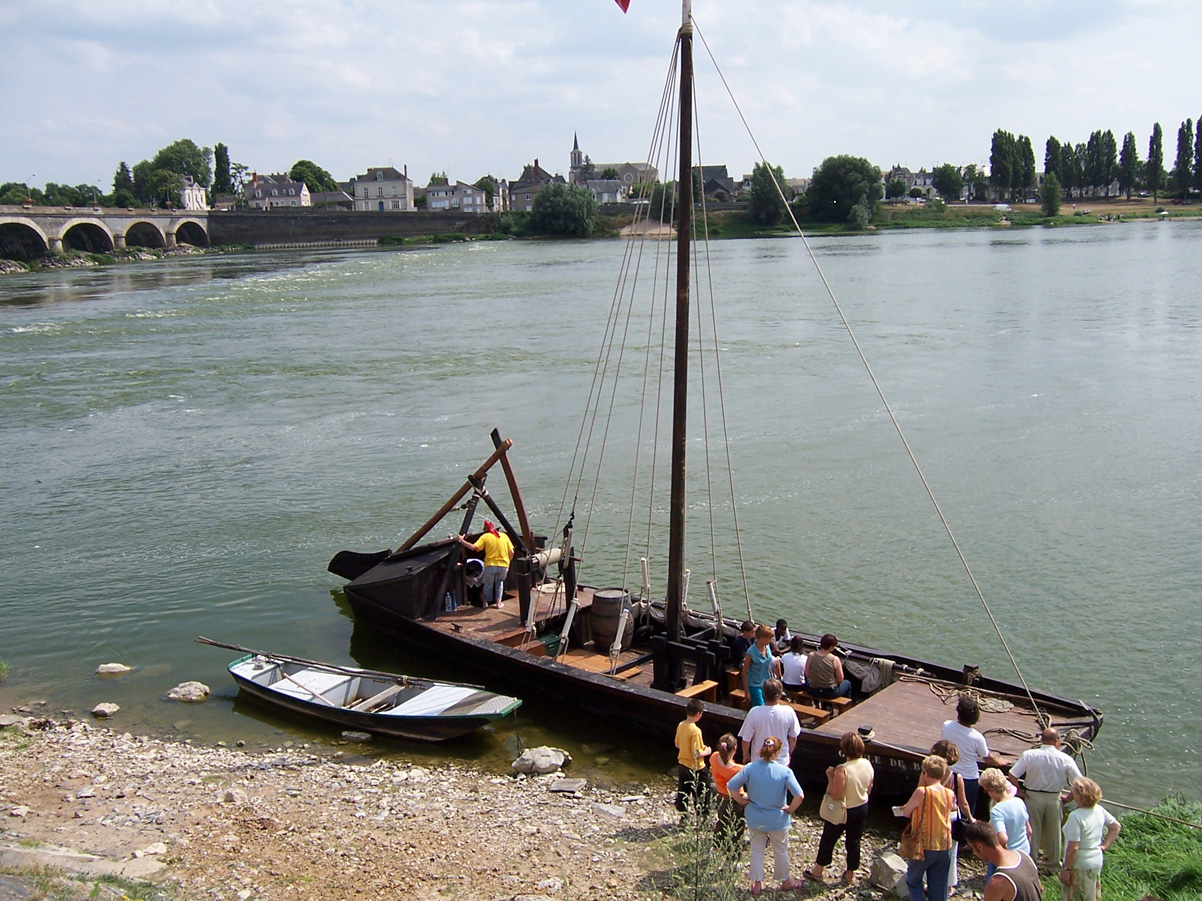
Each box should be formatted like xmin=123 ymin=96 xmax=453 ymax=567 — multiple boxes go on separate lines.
xmin=341 ymin=547 xmax=1101 ymax=795
xmin=227 ymin=654 xmax=521 ymax=742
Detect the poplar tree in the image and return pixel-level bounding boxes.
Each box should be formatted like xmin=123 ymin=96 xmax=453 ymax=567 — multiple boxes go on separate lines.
xmin=1100 ymin=130 xmax=1118 ymax=198
xmin=1195 ymin=119 xmax=1202 ymax=195
xmin=1173 ymin=119 xmax=1194 ymax=200
xmin=1118 ymin=132 xmax=1141 ymax=199
xmin=1017 ymin=135 xmax=1036 ymax=200
xmin=212 ymin=143 xmax=232 ymax=196
xmin=1044 ymin=137 xmax=1062 ymax=182
xmin=990 ymin=129 xmax=1016 ymax=201
xmin=1147 ymin=123 xmax=1164 ymax=201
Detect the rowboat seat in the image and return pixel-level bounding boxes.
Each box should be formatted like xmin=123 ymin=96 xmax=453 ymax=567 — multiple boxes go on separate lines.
xmin=273 ymin=670 xmax=352 ymax=702
xmin=349 ymin=683 xmax=405 ymax=712
xmin=379 ymin=685 xmax=479 ymax=717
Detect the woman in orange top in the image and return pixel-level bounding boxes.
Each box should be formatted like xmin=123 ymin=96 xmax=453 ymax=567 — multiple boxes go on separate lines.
xmin=708 ymin=733 xmax=744 ymax=845
xmin=898 ymin=754 xmax=956 ymax=901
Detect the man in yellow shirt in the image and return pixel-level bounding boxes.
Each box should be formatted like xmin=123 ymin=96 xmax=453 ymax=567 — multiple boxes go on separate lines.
xmin=457 ymin=521 xmax=514 ymax=609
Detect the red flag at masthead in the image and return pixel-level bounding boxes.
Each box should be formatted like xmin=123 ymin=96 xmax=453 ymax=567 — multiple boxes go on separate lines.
xmin=615 ymin=0 xmax=630 ymax=11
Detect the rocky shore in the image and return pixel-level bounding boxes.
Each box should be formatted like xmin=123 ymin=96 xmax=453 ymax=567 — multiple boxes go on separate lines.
xmin=0 ymin=244 xmax=207 ymax=275
xmin=0 ymin=711 xmax=978 ymax=901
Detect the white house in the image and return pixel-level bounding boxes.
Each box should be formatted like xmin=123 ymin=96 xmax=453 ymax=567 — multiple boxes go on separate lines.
xmin=180 ymin=175 xmax=208 ymax=211
xmin=354 ymin=166 xmax=414 ymax=211
xmin=585 ymin=178 xmax=626 ymax=204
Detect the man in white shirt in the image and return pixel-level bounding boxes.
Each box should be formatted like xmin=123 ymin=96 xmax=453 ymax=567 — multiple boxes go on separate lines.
xmin=941 ymin=694 xmax=1007 ymax=816
xmin=1007 ymin=728 xmax=1084 ymax=868
xmin=738 ymin=679 xmax=801 ymax=767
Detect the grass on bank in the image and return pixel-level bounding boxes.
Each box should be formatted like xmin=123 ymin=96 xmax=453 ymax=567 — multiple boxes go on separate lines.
xmin=1078 ymin=795 xmax=1202 ymax=901
xmin=0 ymin=866 xmax=175 ymax=901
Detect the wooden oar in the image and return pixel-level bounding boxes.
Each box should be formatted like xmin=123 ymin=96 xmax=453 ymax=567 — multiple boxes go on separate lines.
xmin=277 ymin=670 xmax=339 ymax=706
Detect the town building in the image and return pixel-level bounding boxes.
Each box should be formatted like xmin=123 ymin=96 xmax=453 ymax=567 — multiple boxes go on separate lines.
xmin=584 ymin=179 xmax=626 ymax=204
xmin=309 ymin=190 xmax=355 ymax=210
xmin=568 ymin=134 xmax=658 ymax=190
xmin=245 ymin=173 xmax=311 ymax=210
xmin=424 ymin=180 xmax=489 ymax=213
xmin=508 ymin=160 xmax=565 ymax=212
xmin=353 ymin=167 xmax=415 ymax=212
xmin=180 ymin=176 xmax=208 ymax=211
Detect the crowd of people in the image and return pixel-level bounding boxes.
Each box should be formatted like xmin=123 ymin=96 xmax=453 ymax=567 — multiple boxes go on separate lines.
xmin=672 ymin=625 xmax=1119 ymax=900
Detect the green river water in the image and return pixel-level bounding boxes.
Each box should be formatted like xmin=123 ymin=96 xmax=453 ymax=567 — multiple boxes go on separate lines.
xmin=2 ymin=223 xmax=1200 ymax=806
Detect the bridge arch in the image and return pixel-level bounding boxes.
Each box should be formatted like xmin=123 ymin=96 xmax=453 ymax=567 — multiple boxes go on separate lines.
xmin=172 ymin=217 xmax=209 ymax=247
xmin=62 ymin=219 xmax=115 ymax=254
xmin=0 ymin=218 xmax=49 ymax=261
xmin=123 ymin=220 xmax=166 ymax=249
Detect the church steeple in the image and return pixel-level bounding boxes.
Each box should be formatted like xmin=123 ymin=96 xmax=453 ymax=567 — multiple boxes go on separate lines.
xmin=570 ymin=132 xmax=583 ymax=171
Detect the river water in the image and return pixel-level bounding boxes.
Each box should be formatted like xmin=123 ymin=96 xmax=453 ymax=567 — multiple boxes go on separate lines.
xmin=2 ymin=223 xmax=1200 ymax=806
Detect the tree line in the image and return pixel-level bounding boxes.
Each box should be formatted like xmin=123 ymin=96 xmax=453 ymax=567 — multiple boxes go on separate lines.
xmin=1 ymin=138 xmax=345 ymax=210
xmin=994 ymin=118 xmax=1202 ymax=204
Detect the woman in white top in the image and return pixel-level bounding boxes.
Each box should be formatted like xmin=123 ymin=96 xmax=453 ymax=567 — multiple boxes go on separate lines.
xmin=1060 ymin=777 xmax=1119 ymax=901
xmin=779 ymin=636 xmax=807 ymax=695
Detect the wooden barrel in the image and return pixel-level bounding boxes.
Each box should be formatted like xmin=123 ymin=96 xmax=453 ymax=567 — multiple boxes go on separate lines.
xmin=591 ymin=588 xmax=633 ymax=651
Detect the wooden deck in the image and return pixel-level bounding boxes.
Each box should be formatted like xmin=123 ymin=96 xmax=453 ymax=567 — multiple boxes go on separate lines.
xmin=811 ymin=677 xmax=1049 ymax=758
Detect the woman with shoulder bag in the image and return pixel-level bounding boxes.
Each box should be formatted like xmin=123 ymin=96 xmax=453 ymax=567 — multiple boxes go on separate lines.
xmin=930 ymin=740 xmax=974 ymax=895
xmin=898 ymin=755 xmax=957 ymax=901
xmin=804 ymin=731 xmax=874 ymax=885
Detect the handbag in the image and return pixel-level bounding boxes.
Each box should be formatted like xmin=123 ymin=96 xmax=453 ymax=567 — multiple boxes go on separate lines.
xmin=819 ymin=791 xmax=847 ymax=825
xmin=898 ymin=787 xmax=925 ymax=860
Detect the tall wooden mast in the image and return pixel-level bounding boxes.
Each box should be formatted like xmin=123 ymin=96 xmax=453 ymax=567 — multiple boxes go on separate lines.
xmin=665 ymin=0 xmax=693 ymax=652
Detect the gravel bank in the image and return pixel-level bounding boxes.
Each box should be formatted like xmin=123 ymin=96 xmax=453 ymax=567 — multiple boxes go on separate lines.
xmin=1 ymin=715 xmax=975 ymax=900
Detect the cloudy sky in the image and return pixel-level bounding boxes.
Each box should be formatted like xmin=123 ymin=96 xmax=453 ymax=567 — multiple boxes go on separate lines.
xmin=3 ymin=0 xmax=1201 ymax=192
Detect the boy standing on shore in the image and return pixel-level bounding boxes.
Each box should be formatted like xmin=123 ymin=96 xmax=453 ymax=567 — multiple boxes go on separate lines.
xmin=675 ymin=698 xmax=712 ymax=813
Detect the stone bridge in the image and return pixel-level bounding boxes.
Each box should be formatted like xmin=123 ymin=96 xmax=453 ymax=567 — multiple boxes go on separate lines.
xmin=0 ymin=206 xmax=209 ymax=261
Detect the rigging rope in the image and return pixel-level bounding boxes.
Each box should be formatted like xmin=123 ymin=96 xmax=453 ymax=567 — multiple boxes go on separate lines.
xmin=693 ymin=17 xmax=1049 ymax=724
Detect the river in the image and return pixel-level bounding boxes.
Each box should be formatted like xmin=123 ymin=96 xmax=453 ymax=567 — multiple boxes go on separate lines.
xmin=2 ymin=222 xmax=1199 ymax=807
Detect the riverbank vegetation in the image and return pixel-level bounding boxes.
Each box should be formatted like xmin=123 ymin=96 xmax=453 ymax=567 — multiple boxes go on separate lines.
xmin=1085 ymin=796 xmax=1202 ymax=901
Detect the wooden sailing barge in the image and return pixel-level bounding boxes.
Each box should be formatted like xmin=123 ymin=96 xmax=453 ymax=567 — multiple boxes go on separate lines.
xmin=330 ymin=3 xmax=1101 ymax=793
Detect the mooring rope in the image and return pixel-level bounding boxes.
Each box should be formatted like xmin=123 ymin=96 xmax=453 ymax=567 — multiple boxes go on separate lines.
xmin=693 ymin=17 xmax=1049 ymax=726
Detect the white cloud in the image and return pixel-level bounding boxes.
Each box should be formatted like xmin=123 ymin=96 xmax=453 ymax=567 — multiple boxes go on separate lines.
xmin=2 ymin=0 xmax=1200 ymax=191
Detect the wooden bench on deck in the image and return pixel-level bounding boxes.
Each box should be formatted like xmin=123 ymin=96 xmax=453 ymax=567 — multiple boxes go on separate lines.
xmin=784 ymin=700 xmax=831 ymax=725
xmin=675 ymin=680 xmax=719 ymax=703
xmin=793 ymin=689 xmax=853 ymax=713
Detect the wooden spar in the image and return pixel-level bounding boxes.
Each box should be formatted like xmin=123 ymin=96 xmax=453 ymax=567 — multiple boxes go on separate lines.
xmin=393 ymin=439 xmax=514 ymax=553
xmin=466 ymin=475 xmax=526 ymax=555
xmin=491 ymin=428 xmax=534 ymax=552
xmin=665 ymin=2 xmax=693 ymax=655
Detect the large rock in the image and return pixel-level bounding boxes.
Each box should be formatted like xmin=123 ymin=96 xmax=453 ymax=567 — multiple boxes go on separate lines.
xmin=166 ymin=681 xmax=210 ymax=703
xmin=869 ymin=851 xmax=908 ymax=896
xmin=96 ymin=663 xmax=132 ymax=675
xmin=91 ymin=703 xmax=120 ymax=718
xmin=512 ymin=746 xmax=572 ymax=775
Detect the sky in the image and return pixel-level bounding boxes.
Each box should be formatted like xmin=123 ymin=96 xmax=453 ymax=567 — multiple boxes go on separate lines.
xmin=3 ymin=0 xmax=1201 ymax=192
